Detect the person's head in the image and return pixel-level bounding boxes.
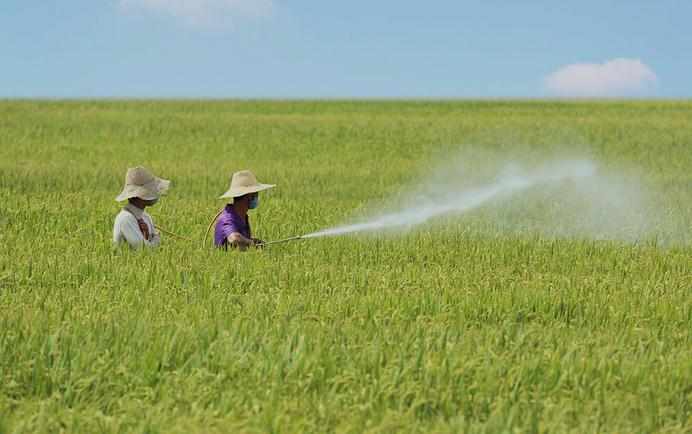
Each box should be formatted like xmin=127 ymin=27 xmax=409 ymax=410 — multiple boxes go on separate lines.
xmin=128 ymin=197 xmax=159 ymax=209
xmin=115 ymin=166 xmax=170 ymax=204
xmin=233 ymin=192 xmax=259 ymax=210
xmin=219 ymin=169 xmax=275 ymax=208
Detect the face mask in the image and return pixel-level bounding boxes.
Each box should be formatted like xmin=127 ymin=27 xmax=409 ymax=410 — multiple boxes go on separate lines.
xmin=248 ymin=195 xmax=259 ymax=209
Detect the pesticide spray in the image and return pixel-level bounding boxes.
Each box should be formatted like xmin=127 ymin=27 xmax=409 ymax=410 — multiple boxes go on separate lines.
xmin=264 ymin=158 xmax=617 ymax=244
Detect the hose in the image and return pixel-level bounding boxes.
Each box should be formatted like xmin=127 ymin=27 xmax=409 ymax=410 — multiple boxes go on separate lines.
xmin=155 ymin=225 xmax=193 ymax=242
xmin=202 ymin=208 xmax=225 ymax=247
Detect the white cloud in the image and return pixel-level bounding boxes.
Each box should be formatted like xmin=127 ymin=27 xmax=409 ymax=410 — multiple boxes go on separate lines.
xmin=545 ymin=58 xmax=657 ymax=97
xmin=118 ymin=0 xmax=274 ymax=27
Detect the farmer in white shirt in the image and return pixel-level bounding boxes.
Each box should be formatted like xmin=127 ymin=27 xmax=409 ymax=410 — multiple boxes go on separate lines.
xmin=113 ymin=166 xmax=170 ymax=249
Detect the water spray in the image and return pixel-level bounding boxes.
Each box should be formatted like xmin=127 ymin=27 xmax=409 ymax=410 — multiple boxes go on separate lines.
xmin=259 ymin=159 xmax=599 ymax=245
xmin=285 ymin=159 xmax=598 ymax=241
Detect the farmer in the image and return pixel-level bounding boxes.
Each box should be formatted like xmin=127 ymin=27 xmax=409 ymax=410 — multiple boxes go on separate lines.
xmin=113 ymin=166 xmax=170 ymax=249
xmin=214 ymin=170 xmax=275 ymax=250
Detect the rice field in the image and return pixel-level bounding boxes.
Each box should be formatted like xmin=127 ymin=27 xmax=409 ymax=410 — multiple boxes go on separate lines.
xmin=0 ymin=100 xmax=691 ymax=433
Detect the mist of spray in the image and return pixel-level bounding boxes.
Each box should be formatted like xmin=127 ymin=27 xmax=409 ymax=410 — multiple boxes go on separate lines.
xmin=303 ymin=159 xmax=599 ymax=239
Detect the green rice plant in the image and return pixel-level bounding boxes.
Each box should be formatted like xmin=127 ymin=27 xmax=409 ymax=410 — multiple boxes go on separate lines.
xmin=0 ymin=100 xmax=690 ymax=433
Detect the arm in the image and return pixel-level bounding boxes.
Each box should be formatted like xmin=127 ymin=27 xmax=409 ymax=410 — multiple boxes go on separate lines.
xmin=146 ymin=215 xmax=161 ymax=247
xmin=149 ymin=228 xmax=161 ymax=247
xmin=227 ymin=232 xmax=255 ymax=251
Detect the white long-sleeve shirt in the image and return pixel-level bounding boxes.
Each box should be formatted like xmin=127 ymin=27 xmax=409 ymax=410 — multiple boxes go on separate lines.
xmin=112 ymin=203 xmax=161 ymax=249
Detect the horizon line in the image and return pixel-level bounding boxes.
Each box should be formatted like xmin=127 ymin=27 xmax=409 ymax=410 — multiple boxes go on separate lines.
xmin=2 ymin=96 xmax=691 ymax=103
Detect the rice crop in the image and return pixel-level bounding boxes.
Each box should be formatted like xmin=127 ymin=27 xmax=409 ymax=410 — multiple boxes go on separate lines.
xmin=0 ymin=100 xmax=690 ymax=433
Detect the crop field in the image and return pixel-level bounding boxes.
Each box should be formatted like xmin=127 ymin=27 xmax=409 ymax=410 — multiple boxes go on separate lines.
xmin=0 ymin=100 xmax=690 ymax=433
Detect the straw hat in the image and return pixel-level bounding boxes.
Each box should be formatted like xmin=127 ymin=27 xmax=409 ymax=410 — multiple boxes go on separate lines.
xmin=115 ymin=166 xmax=170 ymax=202
xmin=219 ymin=170 xmax=275 ymax=199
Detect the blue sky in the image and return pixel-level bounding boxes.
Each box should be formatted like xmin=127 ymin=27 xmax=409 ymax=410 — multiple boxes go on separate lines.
xmin=1 ymin=1 xmax=690 ymax=98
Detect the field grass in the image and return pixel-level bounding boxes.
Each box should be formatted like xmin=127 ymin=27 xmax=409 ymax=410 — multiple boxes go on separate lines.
xmin=0 ymin=100 xmax=690 ymax=433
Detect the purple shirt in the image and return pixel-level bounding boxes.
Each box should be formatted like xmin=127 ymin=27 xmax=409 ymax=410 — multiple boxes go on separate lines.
xmin=214 ymin=205 xmax=252 ymax=248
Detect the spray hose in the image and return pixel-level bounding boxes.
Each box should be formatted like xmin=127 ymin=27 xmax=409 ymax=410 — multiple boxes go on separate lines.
xmin=202 ymin=208 xmax=226 ymax=247
xmin=155 ymin=225 xmax=193 ymax=242
xmin=257 ymin=235 xmax=304 ymax=247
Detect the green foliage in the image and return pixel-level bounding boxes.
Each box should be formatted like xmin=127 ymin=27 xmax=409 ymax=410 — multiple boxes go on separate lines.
xmin=0 ymin=100 xmax=690 ymax=433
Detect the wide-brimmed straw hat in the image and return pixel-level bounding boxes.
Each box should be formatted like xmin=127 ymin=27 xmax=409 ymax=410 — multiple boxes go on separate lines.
xmin=115 ymin=166 xmax=170 ymax=202
xmin=219 ymin=170 xmax=275 ymax=199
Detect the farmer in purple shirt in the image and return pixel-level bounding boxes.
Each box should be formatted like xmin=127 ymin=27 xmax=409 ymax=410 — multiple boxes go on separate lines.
xmin=214 ymin=170 xmax=275 ymax=250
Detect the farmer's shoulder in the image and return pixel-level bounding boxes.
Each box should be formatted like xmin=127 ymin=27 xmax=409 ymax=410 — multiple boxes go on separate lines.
xmin=217 ymin=207 xmax=238 ymax=225
xmin=114 ymin=208 xmax=137 ymax=225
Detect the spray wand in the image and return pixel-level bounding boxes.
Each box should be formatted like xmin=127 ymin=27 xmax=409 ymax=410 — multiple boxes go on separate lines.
xmin=258 ymin=235 xmax=304 ymax=247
